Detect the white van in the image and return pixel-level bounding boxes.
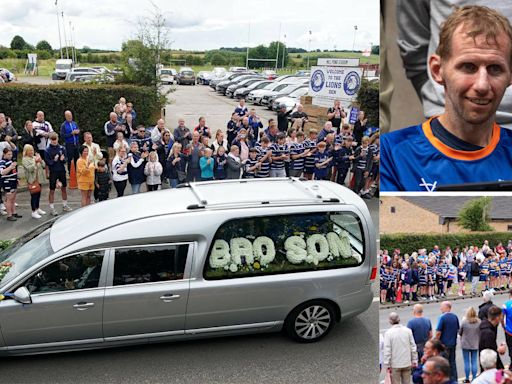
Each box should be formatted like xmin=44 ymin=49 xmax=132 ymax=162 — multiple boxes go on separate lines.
xmin=52 ymin=59 xmax=74 ymax=80
xmin=0 ymin=178 xmax=376 ymax=355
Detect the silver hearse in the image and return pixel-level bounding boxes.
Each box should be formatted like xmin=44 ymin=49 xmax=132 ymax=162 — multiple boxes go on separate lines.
xmin=0 ymin=178 xmax=376 ymax=355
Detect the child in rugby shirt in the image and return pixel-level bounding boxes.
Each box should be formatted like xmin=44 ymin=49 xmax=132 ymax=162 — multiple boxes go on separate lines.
xmin=480 ymin=256 xmax=490 ymax=291
xmin=418 ymin=261 xmax=428 ymax=300
xmin=302 ymin=129 xmax=318 ymax=180
xmin=314 ymin=141 xmax=332 ymax=181
xmin=244 ymin=148 xmax=260 ymax=178
xmin=427 ymin=260 xmax=436 ymax=300
xmin=332 ymin=135 xmax=355 ymax=186
xmin=289 ymin=131 xmax=309 ymax=178
xmin=214 ymin=146 xmax=227 ymax=180
xmin=270 ymin=133 xmax=289 ymax=178
xmin=0 ymin=147 xmax=20 ymax=221
xmin=256 ymin=137 xmax=272 ymax=178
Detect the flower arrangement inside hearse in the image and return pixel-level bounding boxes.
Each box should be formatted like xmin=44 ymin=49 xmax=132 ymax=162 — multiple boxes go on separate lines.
xmin=207 ymin=229 xmax=361 ymax=277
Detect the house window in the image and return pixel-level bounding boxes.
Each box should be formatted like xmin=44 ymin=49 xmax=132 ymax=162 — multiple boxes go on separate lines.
xmin=507 ymin=225 xmax=512 ymax=232
xmin=390 ymin=207 xmax=396 ymax=213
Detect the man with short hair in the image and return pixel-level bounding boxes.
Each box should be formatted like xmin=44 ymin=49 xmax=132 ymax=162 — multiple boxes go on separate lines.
xmin=0 ymin=113 xmax=18 ymax=152
xmin=384 ymin=312 xmax=418 ymax=384
xmin=131 ymin=125 xmax=152 ymax=154
xmin=290 ymin=104 xmax=309 ymax=127
xmin=479 ymin=305 xmax=505 ymax=369
xmin=248 ymin=109 xmax=263 ymax=147
xmin=472 ymin=349 xmax=499 ymax=384
xmin=234 ymin=98 xmax=248 ymax=117
xmin=60 ymin=110 xmax=80 ymax=174
xmin=382 ymin=5 xmax=512 ymax=191
xmin=33 ymin=111 xmax=53 ymax=159
xmin=263 ymin=120 xmax=279 ymax=143
xmin=407 ymin=304 xmax=433 ymax=360
xmin=435 ymin=301 xmax=459 ymax=381
xmin=226 ymin=113 xmax=241 ymax=145
xmin=187 ymin=131 xmax=204 ymax=182
xmin=421 ymin=356 xmax=456 ymax=384
xmin=303 ymin=129 xmax=318 ymax=180
xmin=479 ymin=290 xmax=495 ymax=320
xmin=317 ymin=121 xmax=334 ymax=143
xmin=326 ymin=99 xmax=346 ymax=133
xmin=194 ymin=116 xmax=211 ymax=139
xmin=151 ymin=118 xmax=169 ymax=144
xmin=104 ymin=112 xmax=122 ymax=163
xmin=174 ymin=118 xmax=192 ymax=150
xmin=44 ymin=132 xmax=72 ymax=215
xmin=277 ymin=104 xmax=288 ymax=132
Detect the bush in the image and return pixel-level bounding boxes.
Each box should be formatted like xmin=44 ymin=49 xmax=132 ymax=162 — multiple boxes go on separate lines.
xmin=458 ymin=197 xmax=493 ymax=231
xmin=0 ymin=239 xmax=13 ymax=250
xmin=0 ymin=83 xmax=163 ymax=147
xmin=380 ymin=233 xmax=512 ymax=254
xmin=357 ymin=79 xmax=379 ymax=127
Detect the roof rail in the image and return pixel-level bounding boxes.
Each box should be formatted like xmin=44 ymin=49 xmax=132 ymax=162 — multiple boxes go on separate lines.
xmin=183 ymin=178 xmax=337 ymax=210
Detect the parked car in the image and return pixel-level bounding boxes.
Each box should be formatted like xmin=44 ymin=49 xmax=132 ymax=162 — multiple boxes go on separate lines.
xmin=225 ymin=77 xmax=263 ymax=98
xmin=177 ymin=68 xmax=196 ymax=85
xmin=64 ymin=68 xmax=102 ymax=83
xmin=0 ymin=178 xmax=376 ymax=355
xmin=52 ymin=59 xmax=74 ymax=80
xmin=272 ymin=87 xmax=309 ymax=112
xmin=212 ymin=67 xmax=227 ymax=77
xmin=216 ymin=74 xmax=260 ymax=94
xmin=295 ymin=70 xmax=311 ymax=77
xmin=196 ymin=71 xmax=213 ymax=85
xmin=248 ymin=82 xmax=293 ymax=105
xmin=261 ymin=70 xmax=278 ymax=80
xmin=209 ymin=71 xmax=233 ymax=90
xmin=0 ymin=68 xmax=15 ymax=82
xmin=261 ymin=81 xmax=308 ymax=107
xmin=159 ymin=68 xmax=177 ymax=84
xmin=229 ymin=66 xmax=248 ymax=72
xmin=233 ymin=80 xmax=274 ymax=99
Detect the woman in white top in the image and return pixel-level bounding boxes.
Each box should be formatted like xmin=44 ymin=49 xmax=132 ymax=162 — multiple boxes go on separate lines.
xmin=111 ymin=147 xmax=129 ymax=197
xmin=210 ymin=129 xmax=228 ymax=155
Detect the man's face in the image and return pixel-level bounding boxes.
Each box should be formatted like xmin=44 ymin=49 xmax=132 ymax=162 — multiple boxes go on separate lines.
xmin=85 ymin=134 xmax=92 ymax=144
xmin=65 ymin=111 xmax=72 ymax=122
xmin=178 ymin=119 xmax=185 ymax=127
xmin=430 ymin=26 xmax=512 ymax=127
xmin=421 ymin=361 xmax=438 ymax=384
xmin=242 ymin=118 xmax=249 ymax=126
xmin=36 ymin=112 xmax=44 ymax=122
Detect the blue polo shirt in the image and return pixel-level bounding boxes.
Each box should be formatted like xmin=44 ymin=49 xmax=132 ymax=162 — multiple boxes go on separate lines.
xmin=407 ymin=317 xmax=432 ymax=344
xmin=436 ymin=312 xmax=459 ymax=347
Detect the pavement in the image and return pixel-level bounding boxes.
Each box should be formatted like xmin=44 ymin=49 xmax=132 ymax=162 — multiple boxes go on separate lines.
xmin=1 ymin=83 xmax=380 ymax=384
xmin=379 ymin=293 xmax=512 ymax=383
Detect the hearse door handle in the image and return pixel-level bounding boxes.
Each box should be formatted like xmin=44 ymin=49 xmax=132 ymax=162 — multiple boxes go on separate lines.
xmin=159 ymin=294 xmax=181 ymax=302
xmin=73 ymin=302 xmax=95 ymax=311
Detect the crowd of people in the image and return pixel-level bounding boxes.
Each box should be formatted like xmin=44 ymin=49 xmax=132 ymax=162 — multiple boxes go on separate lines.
xmin=0 ymin=96 xmax=379 ymax=221
xmin=382 ymin=296 xmax=512 ymax=384
xmin=379 ymin=241 xmax=512 ymax=305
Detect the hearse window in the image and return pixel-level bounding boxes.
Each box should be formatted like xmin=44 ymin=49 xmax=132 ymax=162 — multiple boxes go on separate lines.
xmin=25 ymin=250 xmax=105 ymax=293
xmin=204 ymin=212 xmax=364 ymax=280
xmin=113 ymin=244 xmax=188 ymax=286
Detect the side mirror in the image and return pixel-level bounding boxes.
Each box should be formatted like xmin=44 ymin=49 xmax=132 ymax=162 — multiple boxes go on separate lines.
xmin=13 ymin=286 xmax=32 ymax=304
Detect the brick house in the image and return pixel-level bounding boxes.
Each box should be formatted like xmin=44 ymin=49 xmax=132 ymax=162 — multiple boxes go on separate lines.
xmin=380 ymin=197 xmax=512 ymax=234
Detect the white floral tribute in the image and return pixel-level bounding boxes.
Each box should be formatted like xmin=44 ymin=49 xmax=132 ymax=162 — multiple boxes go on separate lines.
xmin=209 ymin=231 xmax=360 ymax=270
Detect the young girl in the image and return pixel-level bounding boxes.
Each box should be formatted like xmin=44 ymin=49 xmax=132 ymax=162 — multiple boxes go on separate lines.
xmin=0 ymin=148 xmax=20 ymax=221
xmin=144 ymin=151 xmax=163 ymax=191
xmin=199 ymin=148 xmax=214 ymax=181
xmin=214 ymin=146 xmax=227 ymax=180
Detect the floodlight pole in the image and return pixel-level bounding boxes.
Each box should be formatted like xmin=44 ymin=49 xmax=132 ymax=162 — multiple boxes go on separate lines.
xmin=55 ymin=0 xmax=63 ymax=59
xmin=62 ymin=12 xmax=69 ymax=60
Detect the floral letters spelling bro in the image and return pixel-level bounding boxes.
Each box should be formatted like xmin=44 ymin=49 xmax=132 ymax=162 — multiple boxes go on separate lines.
xmin=209 ymin=231 xmax=360 ymax=273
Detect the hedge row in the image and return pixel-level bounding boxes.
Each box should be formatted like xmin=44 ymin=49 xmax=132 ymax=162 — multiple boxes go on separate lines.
xmin=0 ymin=83 xmax=164 ymax=148
xmin=380 ymin=233 xmax=512 ymax=254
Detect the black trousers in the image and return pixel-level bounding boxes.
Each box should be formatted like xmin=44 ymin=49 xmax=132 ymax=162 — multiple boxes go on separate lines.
xmin=113 ymin=180 xmax=127 ymax=197
xmin=65 ymin=143 xmax=79 ymax=174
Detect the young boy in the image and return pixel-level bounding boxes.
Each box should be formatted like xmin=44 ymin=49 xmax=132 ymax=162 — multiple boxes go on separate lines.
xmin=352 ymin=136 xmax=373 ymax=197
xmin=332 ymin=136 xmax=355 ymax=186
xmin=289 ymin=131 xmax=308 ymax=178
xmin=314 ymin=141 xmax=332 ymax=181
xmin=270 ymin=133 xmax=289 ymax=178
xmin=303 ymin=129 xmax=318 ymax=180
xmin=256 ymin=137 xmax=272 ymax=178
xmin=0 ymin=147 xmax=20 ymax=221
xmin=244 ymin=148 xmax=260 ymax=178
xmin=94 ymin=160 xmax=111 ymax=202
xmin=199 ymin=148 xmax=214 ymax=181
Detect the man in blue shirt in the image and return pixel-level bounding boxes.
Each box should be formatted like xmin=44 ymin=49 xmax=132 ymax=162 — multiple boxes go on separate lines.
xmin=407 ymin=304 xmax=432 ymax=361
xmin=501 ymin=289 xmax=512 ymax=365
xmin=60 ymin=110 xmax=80 ymax=175
xmin=381 ymin=6 xmax=512 ymax=191
xmin=436 ymin=301 xmax=459 ymax=382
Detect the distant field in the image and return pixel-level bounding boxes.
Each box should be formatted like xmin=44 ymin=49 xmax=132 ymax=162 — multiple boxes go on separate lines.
xmin=2 ymin=51 xmax=379 ymax=79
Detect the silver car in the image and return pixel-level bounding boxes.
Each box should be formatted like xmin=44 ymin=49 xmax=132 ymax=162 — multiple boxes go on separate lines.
xmin=0 ymin=178 xmax=376 ymax=356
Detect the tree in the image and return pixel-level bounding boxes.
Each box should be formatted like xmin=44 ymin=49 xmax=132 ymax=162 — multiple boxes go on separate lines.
xmin=457 ymin=197 xmax=494 ymax=232
xmin=10 ymin=35 xmax=27 ymax=50
xmin=36 ymin=40 xmax=52 ymax=52
xmin=357 ymin=79 xmax=379 ymax=127
xmin=371 ymin=45 xmax=380 ymax=55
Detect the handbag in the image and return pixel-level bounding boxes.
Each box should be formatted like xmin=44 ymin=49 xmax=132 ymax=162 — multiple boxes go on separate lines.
xmin=28 ymin=164 xmax=42 ymax=194
xmin=28 ymin=179 xmax=41 ymax=194
xmin=177 ymin=170 xmax=187 ymax=183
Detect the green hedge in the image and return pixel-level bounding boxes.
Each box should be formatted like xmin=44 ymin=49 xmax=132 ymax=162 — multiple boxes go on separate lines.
xmin=380 ymin=233 xmax=512 ymax=254
xmin=0 ymin=83 xmax=163 ymax=147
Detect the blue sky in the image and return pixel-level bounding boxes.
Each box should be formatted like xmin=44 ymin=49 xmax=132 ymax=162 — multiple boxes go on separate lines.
xmin=0 ymin=0 xmax=379 ymax=51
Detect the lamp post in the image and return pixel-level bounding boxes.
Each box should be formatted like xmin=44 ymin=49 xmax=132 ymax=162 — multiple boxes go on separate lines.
xmin=306 ymin=30 xmax=312 ymax=69
xmin=62 ymin=11 xmax=69 ymax=60
xmin=281 ymin=34 xmax=286 ymax=69
xmin=352 ymin=25 xmax=358 ymax=51
xmin=55 ymin=0 xmax=63 ymax=59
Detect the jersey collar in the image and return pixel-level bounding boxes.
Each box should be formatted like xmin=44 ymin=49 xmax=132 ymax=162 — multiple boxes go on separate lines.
xmin=421 ymin=117 xmax=500 ymax=161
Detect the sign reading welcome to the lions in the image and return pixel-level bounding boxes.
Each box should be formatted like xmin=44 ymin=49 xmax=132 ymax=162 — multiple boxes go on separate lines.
xmin=309 ymin=66 xmax=363 ymax=101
